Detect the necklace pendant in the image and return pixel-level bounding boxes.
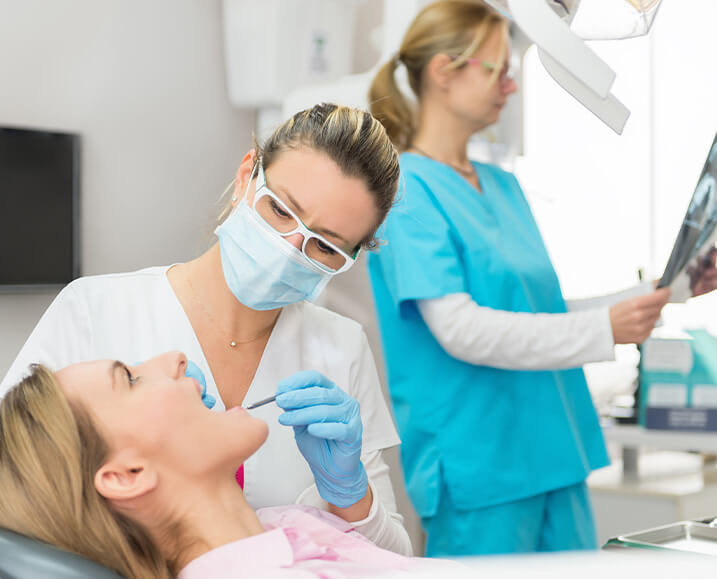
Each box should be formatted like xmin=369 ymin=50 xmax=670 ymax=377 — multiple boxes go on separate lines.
xmin=230 ymin=341 xmax=237 ymax=348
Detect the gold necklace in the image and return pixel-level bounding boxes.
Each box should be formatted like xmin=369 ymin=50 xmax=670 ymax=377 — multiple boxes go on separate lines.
xmin=410 ymin=145 xmax=476 ymax=178
xmin=186 ymin=275 xmax=274 ymax=349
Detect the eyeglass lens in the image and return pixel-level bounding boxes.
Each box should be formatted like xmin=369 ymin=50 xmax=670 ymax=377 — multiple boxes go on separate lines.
xmin=254 ymin=194 xmax=347 ymax=271
xmin=488 ymin=60 xmax=513 ymax=83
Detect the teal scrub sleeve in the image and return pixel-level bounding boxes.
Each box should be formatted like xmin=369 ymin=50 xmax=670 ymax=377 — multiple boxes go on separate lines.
xmin=376 ymin=173 xmax=466 ymax=315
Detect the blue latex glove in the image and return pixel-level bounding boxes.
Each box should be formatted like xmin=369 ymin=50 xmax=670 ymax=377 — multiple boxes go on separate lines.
xmin=276 ymin=370 xmax=368 ymax=508
xmin=185 ymin=360 xmax=216 ymax=409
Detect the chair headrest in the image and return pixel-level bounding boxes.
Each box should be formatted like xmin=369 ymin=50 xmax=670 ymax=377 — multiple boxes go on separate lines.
xmin=0 ymin=526 xmax=122 ymax=579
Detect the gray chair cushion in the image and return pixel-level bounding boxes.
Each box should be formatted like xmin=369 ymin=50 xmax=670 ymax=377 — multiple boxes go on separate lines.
xmin=0 ymin=527 xmax=122 ymax=579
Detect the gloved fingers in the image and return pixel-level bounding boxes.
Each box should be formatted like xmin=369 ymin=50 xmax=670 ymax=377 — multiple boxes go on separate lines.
xmin=307 ymin=421 xmax=356 ymax=441
xmin=184 ymin=360 xmax=215 ymax=409
xmin=276 ymin=370 xmax=335 ymax=396
xmin=276 ymin=385 xmax=345 ymax=410
xmin=202 ymin=392 xmax=217 ymax=410
xmin=278 ymin=403 xmax=352 ymax=427
xmin=291 ymin=423 xmax=309 ymax=436
xmin=185 ymin=360 xmax=207 ymax=389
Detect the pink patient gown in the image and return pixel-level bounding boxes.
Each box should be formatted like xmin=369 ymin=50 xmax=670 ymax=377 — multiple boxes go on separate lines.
xmin=176 ymin=505 xmax=466 ymax=578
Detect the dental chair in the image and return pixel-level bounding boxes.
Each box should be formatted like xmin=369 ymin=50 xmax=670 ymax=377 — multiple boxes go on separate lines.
xmin=0 ymin=527 xmax=121 ymax=579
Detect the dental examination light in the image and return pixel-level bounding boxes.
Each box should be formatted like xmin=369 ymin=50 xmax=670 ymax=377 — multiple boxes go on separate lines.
xmin=485 ymin=0 xmax=664 ymax=134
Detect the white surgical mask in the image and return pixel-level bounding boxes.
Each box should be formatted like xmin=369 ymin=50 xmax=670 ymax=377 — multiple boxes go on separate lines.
xmin=215 ymin=199 xmax=331 ymax=310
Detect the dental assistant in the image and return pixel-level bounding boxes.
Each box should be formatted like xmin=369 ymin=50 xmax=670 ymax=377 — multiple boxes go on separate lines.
xmin=366 ymin=1 xmax=677 ymax=557
xmin=0 ymin=104 xmax=412 ymax=554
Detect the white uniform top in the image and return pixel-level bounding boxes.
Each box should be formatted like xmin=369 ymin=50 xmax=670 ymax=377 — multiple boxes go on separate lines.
xmin=0 ymin=266 xmax=411 ymax=555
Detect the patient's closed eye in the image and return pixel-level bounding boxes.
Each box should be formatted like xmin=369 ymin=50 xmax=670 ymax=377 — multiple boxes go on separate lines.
xmin=123 ymin=365 xmax=139 ymax=387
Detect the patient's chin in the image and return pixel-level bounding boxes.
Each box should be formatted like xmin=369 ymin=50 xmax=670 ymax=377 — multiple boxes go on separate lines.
xmin=237 ymin=420 xmax=270 ymax=463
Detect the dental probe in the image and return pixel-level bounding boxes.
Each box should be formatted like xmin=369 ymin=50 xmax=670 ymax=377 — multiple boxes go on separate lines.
xmin=245 ymin=394 xmax=277 ymax=410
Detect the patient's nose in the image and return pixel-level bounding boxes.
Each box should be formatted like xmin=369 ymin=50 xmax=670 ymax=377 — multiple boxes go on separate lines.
xmin=150 ymin=351 xmax=187 ymax=379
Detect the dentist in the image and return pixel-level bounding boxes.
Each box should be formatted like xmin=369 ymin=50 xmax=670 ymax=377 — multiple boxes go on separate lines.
xmin=0 ymin=103 xmax=412 ymax=554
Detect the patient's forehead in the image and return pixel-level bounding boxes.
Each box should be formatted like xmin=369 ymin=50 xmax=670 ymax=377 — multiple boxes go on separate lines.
xmin=55 ymin=360 xmax=113 ymax=398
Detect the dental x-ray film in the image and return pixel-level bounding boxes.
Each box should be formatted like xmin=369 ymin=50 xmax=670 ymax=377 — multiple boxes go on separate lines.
xmin=658 ymin=133 xmax=717 ymax=302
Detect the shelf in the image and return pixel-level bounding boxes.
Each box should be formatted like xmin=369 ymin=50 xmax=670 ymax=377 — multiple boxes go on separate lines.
xmin=602 ymin=424 xmax=717 ymax=454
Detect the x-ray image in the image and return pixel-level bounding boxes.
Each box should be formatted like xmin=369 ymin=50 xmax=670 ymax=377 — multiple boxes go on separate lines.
xmin=659 ymin=133 xmax=717 ymax=301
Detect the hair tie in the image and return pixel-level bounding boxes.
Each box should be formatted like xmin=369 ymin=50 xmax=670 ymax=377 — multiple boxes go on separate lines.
xmin=391 ymin=52 xmax=402 ymax=67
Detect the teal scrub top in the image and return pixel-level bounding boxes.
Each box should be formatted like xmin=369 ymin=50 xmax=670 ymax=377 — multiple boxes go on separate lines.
xmin=368 ymin=153 xmax=609 ymax=518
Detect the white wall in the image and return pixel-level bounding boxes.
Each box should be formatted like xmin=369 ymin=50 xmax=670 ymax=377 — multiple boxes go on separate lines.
xmin=650 ymin=0 xmax=717 ymax=332
xmin=517 ymin=0 xmax=717 ymax=333
xmin=519 ymin=0 xmax=717 ymax=299
xmin=517 ymin=37 xmax=652 ymax=300
xmin=0 ymin=0 xmax=254 ymax=375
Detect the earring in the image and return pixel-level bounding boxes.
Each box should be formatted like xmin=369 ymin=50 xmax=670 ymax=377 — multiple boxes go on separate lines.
xmin=231 ymin=193 xmax=238 ymax=202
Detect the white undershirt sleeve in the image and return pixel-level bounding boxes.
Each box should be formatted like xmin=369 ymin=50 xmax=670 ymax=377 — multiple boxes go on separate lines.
xmin=416 ymin=293 xmax=616 ymax=370
xmin=566 ymin=280 xmax=654 ymax=311
xmin=294 ymin=448 xmax=413 ymax=556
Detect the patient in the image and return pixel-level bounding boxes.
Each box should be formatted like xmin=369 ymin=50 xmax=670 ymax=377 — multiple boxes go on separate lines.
xmin=0 ymin=352 xmax=463 ymax=578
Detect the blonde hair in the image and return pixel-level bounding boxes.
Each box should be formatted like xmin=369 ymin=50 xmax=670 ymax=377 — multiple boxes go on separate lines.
xmin=0 ymin=365 xmax=171 ymax=578
xmin=369 ymin=0 xmax=507 ymax=151
xmin=217 ymin=103 xmax=400 ymax=250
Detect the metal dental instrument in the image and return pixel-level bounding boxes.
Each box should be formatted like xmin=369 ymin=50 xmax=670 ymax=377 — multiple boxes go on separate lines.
xmin=245 ymin=394 xmax=277 ymax=410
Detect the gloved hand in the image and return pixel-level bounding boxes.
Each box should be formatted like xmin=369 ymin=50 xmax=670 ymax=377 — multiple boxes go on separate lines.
xmin=276 ymin=370 xmax=368 ymax=508
xmin=185 ymin=360 xmax=216 ymax=410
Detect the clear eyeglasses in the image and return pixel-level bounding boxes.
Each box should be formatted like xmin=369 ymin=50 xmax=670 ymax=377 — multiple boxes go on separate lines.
xmin=463 ymin=57 xmax=516 ymax=85
xmin=250 ymin=164 xmax=359 ymax=274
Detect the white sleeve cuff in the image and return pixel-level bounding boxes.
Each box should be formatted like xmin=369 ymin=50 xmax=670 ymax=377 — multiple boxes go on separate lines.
xmin=350 ymin=480 xmax=414 ymax=556
xmin=293 ymin=450 xmax=413 ymax=556
xmin=294 ymin=479 xmax=381 ymax=526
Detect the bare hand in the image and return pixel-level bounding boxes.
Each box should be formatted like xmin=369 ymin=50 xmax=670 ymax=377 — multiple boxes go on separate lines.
xmin=609 ymin=287 xmax=671 ymax=344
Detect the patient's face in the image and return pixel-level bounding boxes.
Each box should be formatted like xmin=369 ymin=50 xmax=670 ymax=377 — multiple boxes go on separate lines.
xmin=56 ymin=352 xmax=268 ymax=478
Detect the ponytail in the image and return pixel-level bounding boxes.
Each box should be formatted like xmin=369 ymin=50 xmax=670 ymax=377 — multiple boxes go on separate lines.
xmin=368 ymin=58 xmax=416 ymax=152
xmin=368 ymin=0 xmax=506 ymax=151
